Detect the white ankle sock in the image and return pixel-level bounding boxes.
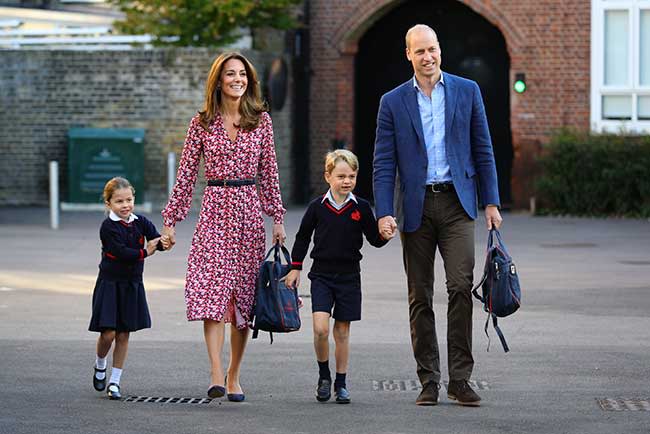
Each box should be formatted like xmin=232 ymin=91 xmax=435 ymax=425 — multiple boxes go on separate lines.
xmin=95 ymin=356 xmax=107 ymax=380
xmin=109 ymin=367 xmax=123 ymax=385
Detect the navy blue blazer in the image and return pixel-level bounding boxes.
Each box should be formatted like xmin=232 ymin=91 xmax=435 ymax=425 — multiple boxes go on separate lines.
xmin=373 ymin=73 xmax=500 ymax=233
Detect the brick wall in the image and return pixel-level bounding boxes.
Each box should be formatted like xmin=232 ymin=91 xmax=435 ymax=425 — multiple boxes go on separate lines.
xmin=310 ymin=0 xmax=591 ymax=208
xmin=0 ymin=48 xmax=294 ymax=207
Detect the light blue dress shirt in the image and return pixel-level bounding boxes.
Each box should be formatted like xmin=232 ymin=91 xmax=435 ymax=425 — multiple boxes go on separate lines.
xmin=413 ymin=74 xmax=451 ymax=184
xmin=322 ymin=190 xmax=357 ymax=210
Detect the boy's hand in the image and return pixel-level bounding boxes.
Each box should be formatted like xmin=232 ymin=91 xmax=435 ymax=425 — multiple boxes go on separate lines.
xmin=378 ymin=216 xmax=397 ymax=239
xmin=380 ymin=219 xmax=397 ymax=239
xmin=146 ymin=237 xmax=161 ymax=256
xmin=285 ymin=269 xmax=301 ymax=289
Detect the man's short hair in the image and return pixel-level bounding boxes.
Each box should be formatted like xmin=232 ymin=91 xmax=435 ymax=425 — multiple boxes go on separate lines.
xmin=405 ymin=24 xmax=437 ymax=49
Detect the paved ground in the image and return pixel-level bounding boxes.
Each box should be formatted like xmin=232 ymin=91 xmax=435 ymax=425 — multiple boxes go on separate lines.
xmin=1 ymin=206 xmax=649 ymax=434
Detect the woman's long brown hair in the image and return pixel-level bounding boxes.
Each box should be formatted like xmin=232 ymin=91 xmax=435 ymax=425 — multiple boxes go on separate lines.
xmin=199 ymin=52 xmax=267 ymax=131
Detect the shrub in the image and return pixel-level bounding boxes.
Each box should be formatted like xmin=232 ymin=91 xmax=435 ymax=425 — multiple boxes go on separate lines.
xmin=536 ymin=129 xmax=650 ymax=217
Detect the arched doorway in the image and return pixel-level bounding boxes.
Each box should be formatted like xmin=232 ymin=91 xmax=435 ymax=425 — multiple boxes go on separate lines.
xmin=354 ymin=0 xmax=512 ymax=207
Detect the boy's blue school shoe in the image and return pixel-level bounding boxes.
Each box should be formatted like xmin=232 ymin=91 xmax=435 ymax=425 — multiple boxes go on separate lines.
xmin=93 ymin=367 xmax=106 ymax=391
xmin=316 ymin=378 xmax=331 ymax=402
xmin=107 ymin=383 xmax=121 ymax=400
xmin=335 ymin=386 xmax=351 ymax=404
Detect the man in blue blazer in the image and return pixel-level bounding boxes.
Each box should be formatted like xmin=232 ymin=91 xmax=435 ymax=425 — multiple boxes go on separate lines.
xmin=373 ymin=24 xmax=503 ymax=407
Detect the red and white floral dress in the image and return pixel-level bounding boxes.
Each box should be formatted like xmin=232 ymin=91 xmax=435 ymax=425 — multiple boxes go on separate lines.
xmin=162 ymin=112 xmax=285 ymax=328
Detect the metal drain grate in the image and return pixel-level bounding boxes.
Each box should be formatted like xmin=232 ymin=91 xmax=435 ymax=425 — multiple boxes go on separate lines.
xmin=618 ymin=260 xmax=650 ymax=266
xmin=372 ymin=380 xmax=489 ymax=392
xmin=597 ymin=398 xmax=650 ymax=411
xmin=124 ymin=396 xmax=212 ymax=404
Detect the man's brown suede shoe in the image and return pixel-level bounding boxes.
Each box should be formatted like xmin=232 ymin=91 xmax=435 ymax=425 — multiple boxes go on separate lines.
xmin=415 ymin=382 xmax=439 ymax=405
xmin=447 ymin=380 xmax=481 ymax=406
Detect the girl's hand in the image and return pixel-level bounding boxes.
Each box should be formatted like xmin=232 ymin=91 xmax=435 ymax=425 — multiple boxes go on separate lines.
xmin=285 ymin=269 xmax=300 ymax=289
xmin=161 ymin=225 xmax=176 ymax=250
xmin=272 ymin=223 xmax=286 ymax=245
xmin=147 ymin=237 xmax=161 ymax=256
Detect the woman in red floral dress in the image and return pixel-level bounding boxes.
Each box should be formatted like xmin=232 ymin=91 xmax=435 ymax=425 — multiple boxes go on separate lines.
xmin=161 ymin=52 xmax=286 ymax=402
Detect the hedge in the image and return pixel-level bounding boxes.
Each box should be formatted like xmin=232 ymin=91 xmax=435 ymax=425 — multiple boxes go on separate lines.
xmin=536 ymin=129 xmax=650 ymax=217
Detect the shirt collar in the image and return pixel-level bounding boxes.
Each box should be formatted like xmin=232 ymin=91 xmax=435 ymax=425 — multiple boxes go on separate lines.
xmin=109 ymin=210 xmax=138 ymax=223
xmin=322 ymin=190 xmax=358 ymax=206
xmin=412 ymin=72 xmax=445 ymax=91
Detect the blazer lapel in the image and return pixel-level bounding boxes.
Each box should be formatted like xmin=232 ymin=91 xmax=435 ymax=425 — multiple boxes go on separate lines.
xmin=400 ymin=84 xmax=426 ymax=148
xmin=444 ymin=73 xmax=458 ymax=144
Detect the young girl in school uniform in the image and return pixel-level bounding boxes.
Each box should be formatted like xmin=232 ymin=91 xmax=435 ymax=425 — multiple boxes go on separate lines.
xmin=88 ymin=177 xmax=165 ymax=400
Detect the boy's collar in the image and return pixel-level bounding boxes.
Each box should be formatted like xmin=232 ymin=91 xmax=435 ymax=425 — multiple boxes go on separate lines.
xmin=109 ymin=210 xmax=138 ymax=223
xmin=322 ymin=190 xmax=357 ymax=205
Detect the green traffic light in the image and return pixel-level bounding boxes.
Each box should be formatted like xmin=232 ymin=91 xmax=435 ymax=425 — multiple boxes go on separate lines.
xmin=514 ymin=80 xmax=526 ymax=93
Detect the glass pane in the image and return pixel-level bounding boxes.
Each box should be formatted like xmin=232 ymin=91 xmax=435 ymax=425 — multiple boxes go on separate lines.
xmin=604 ymin=10 xmax=629 ymax=86
xmin=639 ymin=96 xmax=650 ymax=120
xmin=641 ymin=10 xmax=650 ymax=85
xmin=602 ymin=95 xmax=632 ymax=119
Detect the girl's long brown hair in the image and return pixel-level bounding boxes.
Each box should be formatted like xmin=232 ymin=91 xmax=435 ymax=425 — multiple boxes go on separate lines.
xmin=199 ymin=52 xmax=267 ymax=131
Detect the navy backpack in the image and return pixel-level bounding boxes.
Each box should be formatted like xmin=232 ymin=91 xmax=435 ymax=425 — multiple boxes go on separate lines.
xmin=472 ymin=229 xmax=521 ymax=352
xmin=251 ymin=243 xmax=301 ymax=343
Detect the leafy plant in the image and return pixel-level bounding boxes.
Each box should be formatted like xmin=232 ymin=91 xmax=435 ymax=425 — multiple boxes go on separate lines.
xmin=109 ymin=0 xmax=301 ymax=47
xmin=536 ymin=129 xmax=650 ymax=217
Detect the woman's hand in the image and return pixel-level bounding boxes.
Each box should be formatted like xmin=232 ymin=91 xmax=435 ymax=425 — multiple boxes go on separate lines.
xmin=161 ymin=225 xmax=176 ymax=250
xmin=272 ymin=223 xmax=286 ymax=245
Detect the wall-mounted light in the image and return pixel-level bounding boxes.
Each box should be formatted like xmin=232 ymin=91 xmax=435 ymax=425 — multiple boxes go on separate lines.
xmin=514 ymin=73 xmax=527 ymax=93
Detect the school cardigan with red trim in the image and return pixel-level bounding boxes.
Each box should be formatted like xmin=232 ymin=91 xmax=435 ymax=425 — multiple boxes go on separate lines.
xmin=290 ymin=195 xmax=387 ymax=274
xmin=98 ymin=215 xmax=163 ymax=281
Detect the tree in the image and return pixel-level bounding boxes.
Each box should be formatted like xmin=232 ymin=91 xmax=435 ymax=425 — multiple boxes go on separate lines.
xmin=109 ymin=0 xmax=301 ymax=47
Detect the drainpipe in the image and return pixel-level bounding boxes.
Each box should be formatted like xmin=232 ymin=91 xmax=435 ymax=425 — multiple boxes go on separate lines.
xmin=290 ymin=0 xmax=311 ymax=203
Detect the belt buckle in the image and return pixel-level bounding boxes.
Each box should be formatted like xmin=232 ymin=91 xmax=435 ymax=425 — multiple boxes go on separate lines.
xmin=222 ymin=179 xmax=228 ymax=187
xmin=431 ymin=184 xmax=443 ymax=193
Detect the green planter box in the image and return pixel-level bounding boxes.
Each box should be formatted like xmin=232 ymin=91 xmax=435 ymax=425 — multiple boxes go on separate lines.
xmin=67 ymin=128 xmax=145 ymax=204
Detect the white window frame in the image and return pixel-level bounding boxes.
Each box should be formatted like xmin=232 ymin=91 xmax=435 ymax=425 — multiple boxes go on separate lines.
xmin=591 ymin=0 xmax=650 ymax=132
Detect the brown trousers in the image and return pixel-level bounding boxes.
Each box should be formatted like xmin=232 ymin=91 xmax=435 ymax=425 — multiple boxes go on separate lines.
xmin=400 ymin=188 xmax=475 ymax=385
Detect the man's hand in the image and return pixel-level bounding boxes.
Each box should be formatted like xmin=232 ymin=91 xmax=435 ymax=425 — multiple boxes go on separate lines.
xmin=485 ymin=205 xmax=503 ymax=230
xmin=285 ymin=269 xmax=301 ymax=289
xmin=378 ymin=216 xmax=397 ymax=239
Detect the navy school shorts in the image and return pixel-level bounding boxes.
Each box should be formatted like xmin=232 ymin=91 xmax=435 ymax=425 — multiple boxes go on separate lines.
xmin=308 ymin=271 xmax=361 ymax=321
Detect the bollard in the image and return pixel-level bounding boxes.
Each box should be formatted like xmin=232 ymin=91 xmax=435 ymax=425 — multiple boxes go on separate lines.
xmin=49 ymin=161 xmax=59 ymax=230
xmin=167 ymin=152 xmax=176 ymax=195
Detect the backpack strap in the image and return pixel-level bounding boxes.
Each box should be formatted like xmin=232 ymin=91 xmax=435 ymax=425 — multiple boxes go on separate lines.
xmin=491 ymin=313 xmax=510 ymax=353
xmin=251 ymin=327 xmax=274 ymax=344
xmin=471 ymin=269 xmax=488 ymax=303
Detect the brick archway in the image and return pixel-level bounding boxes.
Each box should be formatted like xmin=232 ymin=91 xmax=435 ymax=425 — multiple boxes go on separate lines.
xmin=326 ymin=0 xmax=526 ymax=150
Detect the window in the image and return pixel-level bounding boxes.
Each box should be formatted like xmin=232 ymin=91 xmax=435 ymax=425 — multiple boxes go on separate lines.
xmin=592 ymin=0 xmax=650 ymax=131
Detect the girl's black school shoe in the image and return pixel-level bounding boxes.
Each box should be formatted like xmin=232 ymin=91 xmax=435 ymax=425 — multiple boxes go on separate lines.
xmin=107 ymin=383 xmax=121 ymax=400
xmin=93 ymin=367 xmax=106 ymax=391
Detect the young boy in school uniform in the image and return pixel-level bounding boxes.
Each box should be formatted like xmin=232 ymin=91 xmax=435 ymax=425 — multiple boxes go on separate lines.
xmin=285 ymin=149 xmax=395 ymax=403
